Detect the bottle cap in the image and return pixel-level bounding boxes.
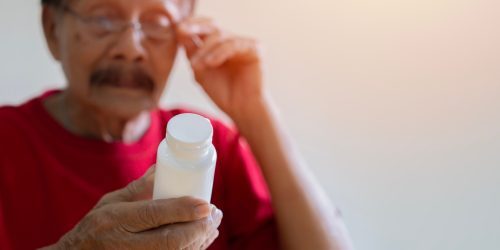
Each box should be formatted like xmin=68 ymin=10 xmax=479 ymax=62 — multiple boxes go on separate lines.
xmin=166 ymin=113 xmax=213 ymax=151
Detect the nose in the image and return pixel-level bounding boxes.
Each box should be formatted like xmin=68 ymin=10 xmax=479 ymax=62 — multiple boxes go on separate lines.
xmin=108 ymin=23 xmax=146 ymax=63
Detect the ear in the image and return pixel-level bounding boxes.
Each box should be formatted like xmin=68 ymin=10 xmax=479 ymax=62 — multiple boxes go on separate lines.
xmin=41 ymin=5 xmax=62 ymax=61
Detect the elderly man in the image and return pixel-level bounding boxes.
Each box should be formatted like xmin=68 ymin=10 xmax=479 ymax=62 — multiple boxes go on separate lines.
xmin=0 ymin=0 xmax=353 ymax=249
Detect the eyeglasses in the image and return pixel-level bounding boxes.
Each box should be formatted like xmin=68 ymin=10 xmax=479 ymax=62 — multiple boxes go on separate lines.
xmin=59 ymin=4 xmax=176 ymax=41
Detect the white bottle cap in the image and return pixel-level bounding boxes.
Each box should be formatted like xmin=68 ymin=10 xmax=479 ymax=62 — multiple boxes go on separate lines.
xmin=166 ymin=113 xmax=213 ymax=152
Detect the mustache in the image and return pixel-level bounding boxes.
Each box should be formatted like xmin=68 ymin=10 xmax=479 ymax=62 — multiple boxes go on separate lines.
xmin=90 ymin=66 xmax=155 ymax=92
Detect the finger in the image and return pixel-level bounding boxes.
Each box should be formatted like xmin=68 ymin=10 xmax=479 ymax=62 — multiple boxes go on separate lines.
xmin=176 ymin=17 xmax=221 ymax=57
xmin=177 ymin=17 xmax=219 ymax=38
xmin=96 ymin=165 xmax=156 ymax=208
xmin=164 ymin=0 xmax=194 ymax=22
xmin=200 ymin=229 xmax=220 ymax=250
xmin=197 ymin=38 xmax=261 ymax=70
xmin=134 ymin=215 xmax=220 ymax=249
xmin=184 ymin=228 xmax=219 ymax=250
xmin=177 ymin=0 xmax=197 ymax=20
xmin=118 ymin=196 xmax=216 ymax=232
xmin=190 ymin=33 xmax=226 ymax=65
xmin=208 ymin=204 xmax=223 ymax=228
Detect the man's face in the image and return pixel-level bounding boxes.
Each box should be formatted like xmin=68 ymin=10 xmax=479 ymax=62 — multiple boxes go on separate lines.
xmin=44 ymin=0 xmax=192 ymax=118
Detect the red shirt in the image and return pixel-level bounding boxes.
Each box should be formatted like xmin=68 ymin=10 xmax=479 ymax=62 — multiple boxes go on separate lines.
xmin=0 ymin=90 xmax=280 ymax=250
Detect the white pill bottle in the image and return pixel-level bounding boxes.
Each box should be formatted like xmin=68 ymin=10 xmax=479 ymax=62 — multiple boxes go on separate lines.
xmin=153 ymin=113 xmax=217 ymax=202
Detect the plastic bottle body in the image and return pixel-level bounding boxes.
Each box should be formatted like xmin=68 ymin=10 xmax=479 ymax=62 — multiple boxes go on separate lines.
xmin=153 ymin=140 xmax=217 ymax=201
xmin=152 ymin=113 xmax=217 ymax=202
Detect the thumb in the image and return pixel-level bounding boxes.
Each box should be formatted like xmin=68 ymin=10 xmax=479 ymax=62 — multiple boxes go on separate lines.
xmin=124 ymin=165 xmax=156 ymax=201
xmin=177 ymin=28 xmax=204 ymax=59
xmin=96 ymin=165 xmax=156 ymax=208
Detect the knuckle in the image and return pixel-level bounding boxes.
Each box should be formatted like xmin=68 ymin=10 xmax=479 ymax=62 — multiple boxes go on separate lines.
xmin=184 ymin=243 xmax=198 ymax=250
xmin=224 ymin=37 xmax=239 ymax=46
xmin=208 ymin=34 xmax=224 ymax=45
xmin=96 ymin=208 xmax=117 ymax=226
xmin=171 ymin=204 xmax=187 ymax=221
xmin=95 ymin=192 xmax=114 ymax=208
xmin=203 ymin=229 xmax=219 ymax=249
xmin=163 ymin=229 xmax=183 ymax=249
xmin=85 ymin=211 xmax=103 ymax=227
xmin=178 ymin=229 xmax=196 ymax=248
xmin=98 ymin=193 xmax=112 ymax=203
xmin=242 ymin=37 xmax=259 ymax=50
xmin=125 ymin=180 xmax=139 ymax=196
xmin=211 ymin=31 xmax=227 ymax=42
xmin=169 ymin=198 xmax=197 ymax=221
xmin=198 ymin=218 xmax=212 ymax=232
xmin=249 ymin=38 xmax=261 ymax=48
xmin=80 ymin=210 xmax=111 ymax=234
xmin=194 ymin=16 xmax=213 ymax=23
xmin=138 ymin=202 xmax=158 ymax=227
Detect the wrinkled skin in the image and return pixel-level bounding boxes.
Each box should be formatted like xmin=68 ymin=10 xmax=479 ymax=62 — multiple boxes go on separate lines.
xmin=43 ymin=167 xmax=223 ymax=250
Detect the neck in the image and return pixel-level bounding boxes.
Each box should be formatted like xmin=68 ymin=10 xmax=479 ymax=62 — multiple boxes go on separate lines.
xmin=43 ymin=91 xmax=151 ymax=143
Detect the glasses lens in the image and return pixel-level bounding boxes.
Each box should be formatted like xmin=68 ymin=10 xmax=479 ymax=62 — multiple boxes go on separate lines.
xmin=142 ymin=23 xmax=175 ymax=40
xmin=87 ymin=17 xmax=127 ymax=37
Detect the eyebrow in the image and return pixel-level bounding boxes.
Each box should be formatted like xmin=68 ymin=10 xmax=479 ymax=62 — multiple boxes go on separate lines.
xmin=73 ymin=1 xmax=121 ymax=14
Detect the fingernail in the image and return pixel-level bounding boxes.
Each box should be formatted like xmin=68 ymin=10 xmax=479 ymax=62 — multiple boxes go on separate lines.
xmin=195 ymin=203 xmax=210 ymax=217
xmin=211 ymin=205 xmax=222 ymax=220
xmin=216 ymin=209 xmax=223 ymax=221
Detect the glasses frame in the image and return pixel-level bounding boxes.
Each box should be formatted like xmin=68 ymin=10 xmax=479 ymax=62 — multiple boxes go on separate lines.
xmin=56 ymin=3 xmax=178 ymax=41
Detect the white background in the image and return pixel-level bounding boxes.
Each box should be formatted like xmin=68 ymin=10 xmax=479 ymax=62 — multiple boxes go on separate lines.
xmin=1 ymin=0 xmax=499 ymax=249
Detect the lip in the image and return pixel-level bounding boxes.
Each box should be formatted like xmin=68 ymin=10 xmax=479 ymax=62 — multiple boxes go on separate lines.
xmin=107 ymin=80 xmax=144 ymax=89
xmin=98 ymin=79 xmax=154 ymax=92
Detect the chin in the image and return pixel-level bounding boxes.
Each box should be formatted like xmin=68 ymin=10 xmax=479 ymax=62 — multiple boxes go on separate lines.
xmin=88 ymin=86 xmax=158 ymax=119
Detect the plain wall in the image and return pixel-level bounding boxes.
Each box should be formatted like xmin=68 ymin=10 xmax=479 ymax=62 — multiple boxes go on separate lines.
xmin=1 ymin=0 xmax=499 ymax=249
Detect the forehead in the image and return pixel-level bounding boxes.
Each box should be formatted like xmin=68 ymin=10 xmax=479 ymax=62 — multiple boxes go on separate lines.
xmin=71 ymin=0 xmax=193 ymax=21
